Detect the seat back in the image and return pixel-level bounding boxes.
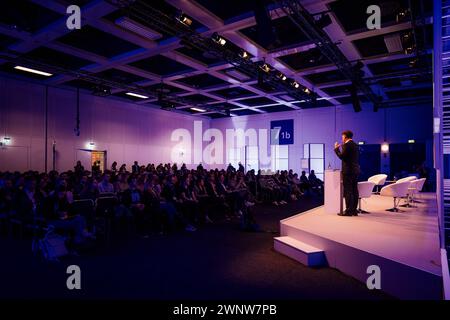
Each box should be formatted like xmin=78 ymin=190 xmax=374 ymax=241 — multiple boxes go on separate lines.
xmin=96 ymin=196 xmax=118 ymax=217
xmin=358 ymin=181 xmax=376 ymax=198
xmin=99 ymin=192 xmax=116 ymax=198
xmin=380 ymin=181 xmax=411 ymax=198
xmin=410 ymin=178 xmax=426 ymax=194
xmin=416 ymin=178 xmax=426 ymax=191
xmin=396 ymin=176 xmax=417 ymax=184
xmin=368 ymin=174 xmax=387 ymax=186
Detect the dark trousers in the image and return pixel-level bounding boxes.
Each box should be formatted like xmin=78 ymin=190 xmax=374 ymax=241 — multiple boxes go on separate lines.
xmin=343 ymin=173 xmax=359 ymax=213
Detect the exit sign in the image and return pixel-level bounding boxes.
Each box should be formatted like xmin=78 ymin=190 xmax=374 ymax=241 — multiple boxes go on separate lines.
xmin=270 ymin=119 xmax=294 ymax=145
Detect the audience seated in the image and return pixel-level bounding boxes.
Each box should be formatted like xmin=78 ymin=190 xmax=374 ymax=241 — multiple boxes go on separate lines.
xmin=0 ymin=162 xmax=316 ymax=249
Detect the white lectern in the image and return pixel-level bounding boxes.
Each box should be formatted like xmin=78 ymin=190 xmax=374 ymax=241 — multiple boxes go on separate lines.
xmin=324 ymin=169 xmax=342 ymax=214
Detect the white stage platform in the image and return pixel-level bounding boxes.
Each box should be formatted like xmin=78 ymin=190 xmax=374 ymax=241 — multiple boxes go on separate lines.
xmin=274 ymin=193 xmax=443 ymax=299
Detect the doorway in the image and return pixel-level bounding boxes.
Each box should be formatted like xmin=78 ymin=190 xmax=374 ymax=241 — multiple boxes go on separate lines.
xmin=76 ymin=149 xmax=107 ymax=173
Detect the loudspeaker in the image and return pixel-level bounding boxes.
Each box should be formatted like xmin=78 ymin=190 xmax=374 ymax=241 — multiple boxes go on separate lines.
xmin=350 ymin=85 xmax=362 ymax=112
xmin=254 ymin=0 xmax=276 ymax=49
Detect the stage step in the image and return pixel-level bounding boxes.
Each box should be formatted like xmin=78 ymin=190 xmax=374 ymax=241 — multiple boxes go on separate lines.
xmin=274 ymin=236 xmax=326 ymax=267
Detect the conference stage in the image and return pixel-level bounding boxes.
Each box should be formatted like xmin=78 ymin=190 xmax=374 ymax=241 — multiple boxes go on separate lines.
xmin=274 ymin=192 xmax=442 ymax=299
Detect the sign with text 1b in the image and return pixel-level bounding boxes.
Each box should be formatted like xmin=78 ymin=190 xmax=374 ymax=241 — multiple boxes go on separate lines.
xmin=270 ymin=119 xmax=294 ymax=145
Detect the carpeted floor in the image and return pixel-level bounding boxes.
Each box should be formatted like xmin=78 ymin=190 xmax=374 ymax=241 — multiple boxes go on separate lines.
xmin=0 ymin=195 xmax=391 ymax=299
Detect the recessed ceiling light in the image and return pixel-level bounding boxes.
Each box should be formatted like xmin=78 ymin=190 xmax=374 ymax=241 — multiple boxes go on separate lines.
xmin=14 ymin=66 xmax=53 ymax=77
xmin=190 ymin=107 xmax=206 ymax=112
xmin=125 ymin=92 xmax=149 ymax=99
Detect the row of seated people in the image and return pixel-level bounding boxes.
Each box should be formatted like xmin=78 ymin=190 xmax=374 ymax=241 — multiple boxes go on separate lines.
xmin=0 ymin=162 xmax=321 ymax=246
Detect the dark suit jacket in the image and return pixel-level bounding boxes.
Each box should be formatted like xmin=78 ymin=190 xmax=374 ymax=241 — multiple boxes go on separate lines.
xmin=334 ymin=140 xmax=360 ymax=176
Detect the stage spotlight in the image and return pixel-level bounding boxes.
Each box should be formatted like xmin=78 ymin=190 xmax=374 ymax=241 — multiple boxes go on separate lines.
xmin=302 ymin=87 xmax=311 ymax=94
xmin=1 ymin=137 xmax=11 ymax=146
xmin=401 ymin=32 xmax=415 ymax=55
xmin=315 ymin=13 xmax=332 ymax=29
xmin=212 ymin=33 xmax=227 ymax=46
xmin=396 ymin=8 xmax=410 ymax=23
xmin=291 ymin=81 xmax=300 ymax=89
xmin=240 ymin=50 xmax=250 ymax=59
xmin=381 ymin=142 xmax=389 ymax=153
xmin=176 ymin=11 xmax=193 ymax=26
xmin=409 ymin=58 xmax=419 ymax=68
xmin=259 ymin=63 xmax=271 ymax=73
xmin=276 ymin=72 xmax=287 ymax=81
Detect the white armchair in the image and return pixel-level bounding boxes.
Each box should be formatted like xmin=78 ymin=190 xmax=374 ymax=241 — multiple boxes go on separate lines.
xmin=396 ymin=176 xmax=417 ymax=184
xmin=408 ymin=178 xmax=426 ymax=204
xmin=357 ymin=181 xmax=376 ymax=213
xmin=380 ymin=181 xmax=411 ymax=212
xmin=368 ymin=174 xmax=387 ymax=193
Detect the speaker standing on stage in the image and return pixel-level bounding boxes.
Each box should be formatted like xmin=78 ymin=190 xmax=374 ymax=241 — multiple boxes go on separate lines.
xmin=334 ymin=130 xmax=360 ymax=216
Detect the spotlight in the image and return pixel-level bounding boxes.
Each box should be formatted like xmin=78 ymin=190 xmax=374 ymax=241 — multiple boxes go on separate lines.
xmin=212 ymin=33 xmax=226 ymax=46
xmin=291 ymin=80 xmax=300 ymax=89
xmin=408 ymin=139 xmax=415 ymax=144
xmin=176 ymin=11 xmax=193 ymax=26
xmin=302 ymin=87 xmax=311 ymax=94
xmin=396 ymin=8 xmax=410 ymax=23
xmin=276 ymin=72 xmax=287 ymax=81
xmin=401 ymin=32 xmax=415 ymax=55
xmin=259 ymin=63 xmax=271 ymax=73
xmin=381 ymin=142 xmax=389 ymax=153
xmin=1 ymin=137 xmax=11 ymax=146
xmin=86 ymin=141 xmax=95 ymax=150
xmin=239 ymin=50 xmax=250 ymax=59
xmin=404 ymin=46 xmax=415 ymax=55
xmin=409 ymin=58 xmax=419 ymax=68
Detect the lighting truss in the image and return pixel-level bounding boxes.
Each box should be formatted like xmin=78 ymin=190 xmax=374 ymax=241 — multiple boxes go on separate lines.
xmin=273 ymin=0 xmax=382 ymax=110
xmin=106 ymin=0 xmax=315 ymax=103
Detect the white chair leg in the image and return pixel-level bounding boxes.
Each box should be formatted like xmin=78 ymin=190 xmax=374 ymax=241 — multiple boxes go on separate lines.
xmin=387 ymin=197 xmax=402 ymax=212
